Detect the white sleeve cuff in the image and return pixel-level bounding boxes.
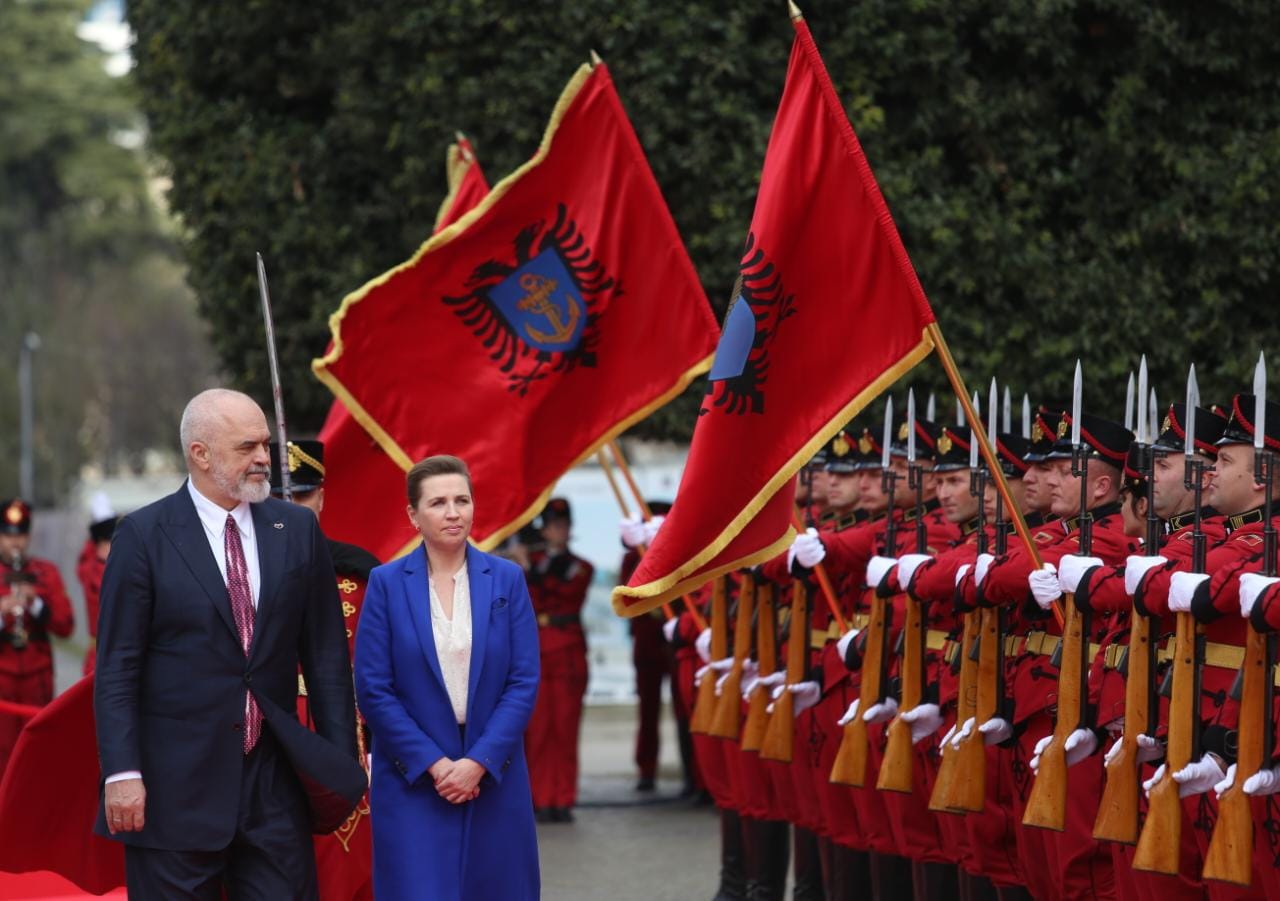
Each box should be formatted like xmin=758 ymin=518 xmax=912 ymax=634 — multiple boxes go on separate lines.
xmin=105 ymin=770 xmax=142 ymax=784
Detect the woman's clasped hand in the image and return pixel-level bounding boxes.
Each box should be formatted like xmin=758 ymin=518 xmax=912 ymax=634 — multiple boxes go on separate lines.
xmin=429 ymin=757 xmax=485 ymax=804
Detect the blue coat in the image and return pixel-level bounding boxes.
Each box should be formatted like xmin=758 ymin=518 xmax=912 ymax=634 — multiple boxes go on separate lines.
xmin=354 ymin=544 xmax=541 ymax=900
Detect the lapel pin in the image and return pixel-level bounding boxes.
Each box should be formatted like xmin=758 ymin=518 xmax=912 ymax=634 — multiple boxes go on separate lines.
xmin=273 ymin=522 xmax=284 ymax=530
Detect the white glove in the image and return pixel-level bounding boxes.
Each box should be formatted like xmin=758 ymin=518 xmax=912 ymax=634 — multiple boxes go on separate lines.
xmin=695 ymin=657 xmax=734 ymax=689
xmin=939 ymin=723 xmax=957 ymax=750
xmin=1107 ymin=733 xmax=1163 ymax=767
xmin=620 ymin=514 xmax=647 ymax=549
xmin=1171 ymin=754 xmax=1227 ymax=798
xmin=738 ymin=659 xmax=761 ymax=698
xmin=835 ymin=627 xmax=860 ymax=662
xmin=896 ymin=553 xmax=932 ymax=591
xmin=790 ymin=528 xmax=826 ymax=569
xmin=1058 ymin=555 xmax=1104 ymax=595
xmin=901 ymin=703 xmax=944 ymax=744
xmin=662 ymin=617 xmax=679 ymax=643
xmin=1244 ymin=764 xmax=1280 ymax=796
xmin=1064 ymin=728 xmax=1098 ymax=766
xmin=1028 ymin=563 xmax=1062 ymax=610
xmin=861 ymin=696 xmax=899 ymax=724
xmin=642 ymin=515 xmax=665 ymax=546
xmin=866 ymin=556 xmax=897 ymax=590
xmin=838 ymin=698 xmax=860 ymax=726
xmin=1214 ymin=763 xmax=1237 ymax=799
xmin=1239 ymin=572 xmax=1280 ymax=619
xmin=1168 ymin=571 xmax=1209 ymax=613
xmin=695 ymin=628 xmax=712 ymax=663
xmin=1029 ymin=734 xmax=1053 ymax=774
xmin=975 ymin=553 xmax=995 ymax=586
xmin=954 ymin=563 xmax=972 ymax=587
xmin=755 ymin=671 xmax=786 ymax=700
xmin=979 ymin=717 xmax=1014 ymax=746
xmin=1125 ymin=555 xmax=1168 ymax=596
xmin=768 ymin=680 xmax=820 ymax=716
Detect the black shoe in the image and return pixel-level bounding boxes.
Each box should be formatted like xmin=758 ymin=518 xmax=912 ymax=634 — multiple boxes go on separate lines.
xmin=636 ymin=777 xmax=656 ymax=792
xmin=711 ymin=808 xmax=748 ymax=901
xmin=693 ymin=789 xmax=714 ymax=807
xmin=679 ymin=782 xmax=698 ymax=799
xmin=534 ymin=807 xmax=554 ymax=823
xmin=551 ymin=806 xmax=575 ymax=822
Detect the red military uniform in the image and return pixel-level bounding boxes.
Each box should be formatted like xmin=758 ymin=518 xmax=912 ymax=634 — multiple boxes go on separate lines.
xmin=524 ymin=545 xmax=593 ymax=813
xmin=76 ymin=539 xmax=106 ymax=675
xmin=0 ymin=549 xmax=74 ymax=775
xmin=621 ymin=546 xmax=674 ymax=789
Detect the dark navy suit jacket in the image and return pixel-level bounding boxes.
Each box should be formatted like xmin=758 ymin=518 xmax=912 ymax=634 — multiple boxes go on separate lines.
xmin=93 ymin=484 xmax=361 ymax=849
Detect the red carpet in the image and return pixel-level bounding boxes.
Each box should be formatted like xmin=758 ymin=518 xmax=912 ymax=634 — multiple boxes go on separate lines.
xmin=0 ymin=869 xmax=125 ymax=899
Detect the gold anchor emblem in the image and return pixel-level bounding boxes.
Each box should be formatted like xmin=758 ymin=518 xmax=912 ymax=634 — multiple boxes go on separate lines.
xmin=516 ymin=273 xmax=581 ymax=345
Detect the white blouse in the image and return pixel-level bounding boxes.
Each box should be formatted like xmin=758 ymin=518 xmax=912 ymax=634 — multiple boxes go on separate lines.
xmin=428 ymin=562 xmax=472 ymax=725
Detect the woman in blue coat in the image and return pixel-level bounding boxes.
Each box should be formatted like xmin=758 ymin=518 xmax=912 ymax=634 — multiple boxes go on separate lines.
xmin=355 ymin=454 xmax=541 ymax=900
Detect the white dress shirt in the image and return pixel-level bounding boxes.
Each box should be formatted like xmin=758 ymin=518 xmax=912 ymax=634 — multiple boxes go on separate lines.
xmin=428 ymin=562 xmax=472 ymax=725
xmin=105 ymin=481 xmax=263 ymax=786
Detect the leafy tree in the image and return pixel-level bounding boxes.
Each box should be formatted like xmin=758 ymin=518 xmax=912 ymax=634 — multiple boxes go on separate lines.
xmin=128 ymin=0 xmax=1280 ymax=440
xmin=0 ymin=0 xmax=215 ymax=501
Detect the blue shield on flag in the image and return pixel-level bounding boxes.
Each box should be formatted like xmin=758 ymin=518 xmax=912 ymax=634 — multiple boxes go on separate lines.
xmin=488 ymin=248 xmax=586 ymax=354
xmin=708 ymin=295 xmax=756 ymax=381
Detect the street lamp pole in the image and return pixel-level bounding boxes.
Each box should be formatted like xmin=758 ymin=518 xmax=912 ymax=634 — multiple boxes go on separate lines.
xmin=18 ymin=332 xmax=40 ymax=500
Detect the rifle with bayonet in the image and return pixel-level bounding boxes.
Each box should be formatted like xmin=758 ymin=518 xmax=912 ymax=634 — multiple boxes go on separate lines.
xmin=1024 ymin=361 xmax=1092 ymax=831
xmin=742 ymin=581 xmax=778 ymax=751
xmin=1133 ymin=363 xmax=1206 ymax=868
xmin=691 ymin=576 xmax=728 ymax=734
xmin=830 ymin=399 xmax=897 ymax=786
xmin=1204 ymin=354 xmax=1273 ymax=886
xmin=879 ymin=390 xmax=927 ymax=793
xmin=1097 ymin=357 xmax=1160 ymax=845
xmin=761 ymin=578 xmax=809 ymax=762
xmin=709 ymin=577 xmax=755 ymax=738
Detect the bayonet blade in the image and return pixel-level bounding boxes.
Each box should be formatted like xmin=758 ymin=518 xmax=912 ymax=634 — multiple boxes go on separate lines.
xmin=927 ymin=392 xmax=936 ymax=423
xmin=1149 ymin=387 xmax=1159 ymax=441
xmin=1071 ymin=360 xmax=1083 ymax=448
xmin=1256 ymin=352 xmax=1267 ymax=451
xmin=1124 ymin=371 xmax=1136 ymax=433
xmin=1003 ymin=386 xmax=1012 ymax=434
xmin=1137 ymin=357 xmax=1149 ymax=444
xmin=1185 ymin=364 xmax=1199 ymax=458
xmin=907 ymin=389 xmax=917 ymax=462
xmin=882 ymin=397 xmax=893 ymax=469
xmin=1022 ymin=394 xmax=1031 ymax=440
xmin=256 ymin=252 xmax=291 ymax=500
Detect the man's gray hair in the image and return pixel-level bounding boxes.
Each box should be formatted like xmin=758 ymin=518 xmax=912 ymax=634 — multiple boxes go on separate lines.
xmin=179 ymin=388 xmax=256 ymax=461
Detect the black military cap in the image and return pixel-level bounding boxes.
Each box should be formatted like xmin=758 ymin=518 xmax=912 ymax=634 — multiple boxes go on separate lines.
xmin=270 ymin=440 xmax=326 ymax=493
xmin=1024 ymin=408 xmax=1063 ymax=463
xmin=542 ymin=497 xmax=572 ymax=524
xmin=825 ymin=428 xmax=860 ymax=474
xmin=1121 ymin=442 xmax=1146 ymax=494
xmin=0 ymin=499 xmax=31 ymax=536
xmin=889 ymin=419 xmax=940 ymax=462
xmin=1152 ymin=403 xmax=1228 ymax=457
xmin=995 ymin=433 xmax=1031 ymax=479
xmin=806 ymin=446 xmax=830 ymax=470
xmin=647 ymin=500 xmax=673 ymax=517
xmin=1218 ymin=394 xmax=1280 ymax=450
xmin=851 ymin=427 xmax=884 ymax=471
xmin=1046 ymin=412 xmax=1133 ymax=469
xmin=931 ymin=426 xmax=972 ymax=473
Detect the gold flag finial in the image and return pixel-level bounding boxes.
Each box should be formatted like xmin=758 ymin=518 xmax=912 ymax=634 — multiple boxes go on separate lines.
xmin=788 ymin=1 xmax=803 ymax=20
xmin=589 ymin=49 xmax=603 ymax=66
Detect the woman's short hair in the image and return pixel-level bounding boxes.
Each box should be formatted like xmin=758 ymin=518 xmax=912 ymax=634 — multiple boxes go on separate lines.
xmin=407 ymin=455 xmax=472 ymax=506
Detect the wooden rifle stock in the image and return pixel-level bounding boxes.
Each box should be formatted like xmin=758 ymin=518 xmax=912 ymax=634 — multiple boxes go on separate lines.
xmin=709 ymin=579 xmax=755 ymax=739
xmin=947 ymin=608 xmax=997 ymax=812
xmin=878 ymin=592 xmax=922 ymax=792
xmin=1202 ymin=625 xmax=1267 ymax=886
xmin=830 ymin=593 xmax=888 ymax=786
xmin=742 ymin=583 xmax=777 ymax=752
xmin=1132 ymin=613 xmax=1192 ymax=865
xmin=1096 ymin=613 xmax=1156 ymax=846
xmin=930 ymin=611 xmax=976 ymax=811
xmin=690 ymin=578 xmax=727 ymax=735
xmin=761 ymin=581 xmax=808 ymax=762
xmin=1023 ymin=594 xmax=1087 ymax=831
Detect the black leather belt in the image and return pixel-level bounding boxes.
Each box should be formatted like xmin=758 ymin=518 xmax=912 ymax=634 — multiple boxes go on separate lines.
xmin=537 ymin=612 xmax=582 ymax=629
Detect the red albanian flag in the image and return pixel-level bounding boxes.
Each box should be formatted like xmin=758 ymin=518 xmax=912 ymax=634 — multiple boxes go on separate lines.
xmin=613 ymin=11 xmax=937 ymax=616
xmin=0 ymin=675 xmax=125 ymax=893
xmin=314 ymin=62 xmax=719 ymax=550
xmin=319 ymin=138 xmax=491 ymax=561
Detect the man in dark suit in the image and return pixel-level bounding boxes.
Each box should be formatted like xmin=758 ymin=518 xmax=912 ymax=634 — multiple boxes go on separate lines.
xmin=94 ymin=388 xmax=362 ymax=899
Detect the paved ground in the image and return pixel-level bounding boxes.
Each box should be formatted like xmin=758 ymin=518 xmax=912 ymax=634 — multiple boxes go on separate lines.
xmin=536 ymin=704 xmax=721 ymax=901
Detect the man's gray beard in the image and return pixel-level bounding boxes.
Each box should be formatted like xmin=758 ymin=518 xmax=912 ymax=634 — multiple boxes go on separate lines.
xmin=212 ymin=464 xmax=270 ymax=504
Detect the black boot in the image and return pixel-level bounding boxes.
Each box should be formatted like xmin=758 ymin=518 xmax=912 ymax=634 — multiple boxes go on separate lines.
xmin=745 ymin=819 xmax=789 ymax=901
xmin=791 ymin=826 xmax=825 ymax=901
xmin=868 ymin=853 xmax=913 ymax=901
xmin=958 ymin=871 xmax=998 ymax=901
xmin=995 ymin=887 xmax=1033 ymax=901
xmin=828 ymin=845 xmax=870 ymax=900
xmin=911 ymin=861 xmax=959 ymax=901
xmin=712 ymin=808 xmax=748 ymax=901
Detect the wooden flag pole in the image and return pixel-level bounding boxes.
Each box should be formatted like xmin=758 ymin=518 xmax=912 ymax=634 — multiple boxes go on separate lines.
xmin=603 ymin=440 xmax=707 ymax=630
xmin=597 ymin=449 xmax=674 ymax=620
xmin=926 ymin=323 xmax=1062 ymax=629
xmin=789 ymin=511 xmax=848 ymax=633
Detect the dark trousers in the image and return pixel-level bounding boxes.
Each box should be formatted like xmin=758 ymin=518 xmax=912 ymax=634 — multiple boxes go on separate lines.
xmin=124 ymin=732 xmax=317 ymax=900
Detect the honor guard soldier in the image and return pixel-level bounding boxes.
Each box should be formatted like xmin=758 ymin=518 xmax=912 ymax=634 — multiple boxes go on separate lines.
xmin=77 ymin=492 xmax=119 ymax=675
xmin=524 ymin=498 xmax=594 ymax=822
xmin=269 ymin=439 xmax=379 ymax=901
xmin=0 ymin=498 xmax=74 ymax=775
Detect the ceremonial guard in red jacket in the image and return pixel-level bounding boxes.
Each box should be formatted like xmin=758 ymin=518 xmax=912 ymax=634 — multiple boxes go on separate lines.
xmin=76 ymin=492 xmax=118 ymax=675
xmin=0 ymin=498 xmax=74 ymax=775
xmin=524 ymin=497 xmax=594 ymax=821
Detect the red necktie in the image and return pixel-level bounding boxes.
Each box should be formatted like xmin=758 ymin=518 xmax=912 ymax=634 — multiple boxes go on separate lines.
xmin=225 ymin=514 xmax=262 ymax=753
